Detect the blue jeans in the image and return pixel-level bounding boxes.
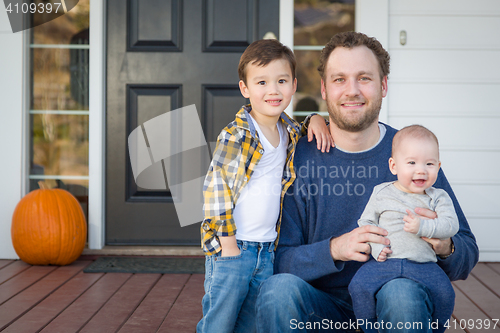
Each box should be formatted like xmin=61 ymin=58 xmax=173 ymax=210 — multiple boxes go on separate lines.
xmin=197 ymin=240 xmax=274 ymax=333
xmin=372 ymin=278 xmax=434 ymax=333
xmin=256 ymin=274 xmax=434 ymax=332
xmin=350 ymin=259 xmax=452 ymax=333
xmin=256 ymin=273 xmax=357 ymax=332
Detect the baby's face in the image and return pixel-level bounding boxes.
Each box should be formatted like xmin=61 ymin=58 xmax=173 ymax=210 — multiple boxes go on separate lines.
xmin=389 ymin=137 xmax=441 ymax=194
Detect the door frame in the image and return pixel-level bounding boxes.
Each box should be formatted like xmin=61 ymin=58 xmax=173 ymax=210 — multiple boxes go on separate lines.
xmin=87 ymin=0 xmax=384 ymax=249
xmin=88 ymin=0 xmax=106 ymax=249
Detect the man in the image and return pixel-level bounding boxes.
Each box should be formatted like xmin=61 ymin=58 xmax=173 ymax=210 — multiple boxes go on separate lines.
xmin=256 ymin=32 xmax=478 ymax=333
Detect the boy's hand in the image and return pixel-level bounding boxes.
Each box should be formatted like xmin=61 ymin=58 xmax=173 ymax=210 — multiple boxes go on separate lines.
xmin=219 ymin=235 xmax=241 ymax=257
xmin=221 ymin=246 xmax=241 ymax=257
xmin=376 ymin=247 xmax=392 ymax=262
xmin=307 ymin=115 xmax=334 ymax=153
xmin=403 ymin=209 xmax=420 ymax=234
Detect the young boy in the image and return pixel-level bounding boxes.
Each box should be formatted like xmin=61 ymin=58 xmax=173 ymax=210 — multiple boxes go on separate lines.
xmin=197 ymin=39 xmax=332 ymax=333
xmin=348 ymin=125 xmax=459 ymax=333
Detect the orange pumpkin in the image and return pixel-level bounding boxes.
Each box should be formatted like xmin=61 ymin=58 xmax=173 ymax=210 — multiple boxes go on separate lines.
xmin=11 ymin=185 xmax=87 ymax=266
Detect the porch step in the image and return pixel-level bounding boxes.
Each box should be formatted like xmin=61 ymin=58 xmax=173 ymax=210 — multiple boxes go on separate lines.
xmin=82 ymin=246 xmax=204 ymax=257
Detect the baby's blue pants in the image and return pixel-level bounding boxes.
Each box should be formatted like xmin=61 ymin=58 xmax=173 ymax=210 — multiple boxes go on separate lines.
xmin=348 ymin=259 xmax=454 ymax=333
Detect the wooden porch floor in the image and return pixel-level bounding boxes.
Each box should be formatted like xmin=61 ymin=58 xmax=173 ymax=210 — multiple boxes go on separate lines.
xmin=0 ymin=258 xmax=498 ymax=333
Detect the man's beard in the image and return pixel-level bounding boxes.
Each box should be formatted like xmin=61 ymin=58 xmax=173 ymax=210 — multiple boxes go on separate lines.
xmin=326 ymin=91 xmax=382 ymax=132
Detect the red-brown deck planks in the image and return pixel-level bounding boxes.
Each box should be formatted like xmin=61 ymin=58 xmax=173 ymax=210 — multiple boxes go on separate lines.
xmin=0 ymin=260 xmax=90 ymax=331
xmin=453 ymin=273 xmax=500 ymax=328
xmin=117 ymin=274 xmax=191 ymax=333
xmin=450 ymin=284 xmax=491 ymax=333
xmin=79 ymin=273 xmax=162 ymax=333
xmin=0 ymin=265 xmax=57 ymax=305
xmin=40 ymin=273 xmax=132 ymax=333
xmin=157 ymin=274 xmax=204 ymax=333
xmin=0 ymin=260 xmax=14 ymax=270
xmin=470 ymin=263 xmax=500 ymax=298
xmin=0 ymin=259 xmax=497 ymax=332
xmin=0 ymin=260 xmax=32 ymax=285
xmin=2 ymin=271 xmax=102 ymax=333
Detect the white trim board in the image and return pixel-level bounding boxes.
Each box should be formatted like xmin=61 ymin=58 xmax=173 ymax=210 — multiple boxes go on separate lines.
xmin=0 ymin=11 xmax=25 ymax=259
xmin=280 ymin=0 xmax=294 ymax=117
xmin=88 ymin=0 xmax=106 ymax=249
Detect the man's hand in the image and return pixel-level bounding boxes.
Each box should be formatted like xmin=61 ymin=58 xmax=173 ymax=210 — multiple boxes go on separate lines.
xmin=414 ymin=207 xmax=453 ymax=257
xmin=422 ymin=237 xmax=453 ymax=257
xmin=414 ymin=207 xmax=437 ymax=219
xmin=329 ymin=225 xmax=389 ymax=262
xmin=307 ymin=115 xmax=334 ymax=152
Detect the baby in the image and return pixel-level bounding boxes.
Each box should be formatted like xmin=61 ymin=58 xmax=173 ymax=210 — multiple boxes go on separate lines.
xmin=348 ymin=124 xmax=459 ymax=333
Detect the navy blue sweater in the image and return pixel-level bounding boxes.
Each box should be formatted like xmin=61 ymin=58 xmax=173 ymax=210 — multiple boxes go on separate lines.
xmin=276 ymin=123 xmax=479 ymax=294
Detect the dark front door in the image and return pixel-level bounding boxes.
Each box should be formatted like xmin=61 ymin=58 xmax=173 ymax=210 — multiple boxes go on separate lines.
xmin=106 ymin=0 xmax=279 ymax=245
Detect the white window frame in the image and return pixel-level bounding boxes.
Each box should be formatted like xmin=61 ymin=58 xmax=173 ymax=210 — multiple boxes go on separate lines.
xmin=23 ymin=1 xmax=103 ymax=249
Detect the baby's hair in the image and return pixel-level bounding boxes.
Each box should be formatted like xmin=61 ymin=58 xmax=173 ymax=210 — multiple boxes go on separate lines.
xmin=238 ymin=39 xmax=296 ymax=84
xmin=392 ymin=125 xmax=439 ymax=157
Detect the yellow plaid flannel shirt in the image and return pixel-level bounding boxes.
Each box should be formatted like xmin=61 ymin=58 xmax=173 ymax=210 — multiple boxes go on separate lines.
xmin=201 ymin=105 xmax=312 ymax=255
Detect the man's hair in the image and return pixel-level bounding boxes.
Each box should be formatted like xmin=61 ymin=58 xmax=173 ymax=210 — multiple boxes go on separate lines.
xmin=238 ymin=39 xmax=296 ymax=84
xmin=392 ymin=125 xmax=439 ymax=157
xmin=317 ymin=31 xmax=390 ymax=80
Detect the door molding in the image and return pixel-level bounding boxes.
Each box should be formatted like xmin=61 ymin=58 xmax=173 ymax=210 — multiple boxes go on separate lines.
xmin=88 ymin=0 xmax=107 ymax=249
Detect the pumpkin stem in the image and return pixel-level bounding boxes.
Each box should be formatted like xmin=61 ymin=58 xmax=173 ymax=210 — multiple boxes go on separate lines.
xmin=38 ymin=181 xmax=50 ymax=190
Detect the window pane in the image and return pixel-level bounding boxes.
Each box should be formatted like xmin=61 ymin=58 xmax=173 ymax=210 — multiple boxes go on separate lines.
xmin=294 ymin=50 xmax=326 ymax=115
xmin=30 ymin=114 xmax=89 ymax=178
xmin=294 ymin=0 xmax=355 ymax=46
xmin=31 ymin=47 xmax=89 ymax=110
xmin=32 ymin=0 xmax=90 ymax=45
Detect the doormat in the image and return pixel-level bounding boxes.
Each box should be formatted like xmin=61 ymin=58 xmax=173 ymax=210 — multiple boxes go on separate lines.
xmin=83 ymin=257 xmax=205 ymax=274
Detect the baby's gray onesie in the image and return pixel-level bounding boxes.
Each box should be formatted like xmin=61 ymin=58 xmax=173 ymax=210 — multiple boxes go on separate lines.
xmin=358 ymin=181 xmax=459 ymax=262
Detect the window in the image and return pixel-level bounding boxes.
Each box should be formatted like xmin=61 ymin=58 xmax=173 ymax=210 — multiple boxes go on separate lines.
xmin=29 ymin=0 xmax=90 ymax=219
xmin=293 ymin=0 xmax=355 ymax=122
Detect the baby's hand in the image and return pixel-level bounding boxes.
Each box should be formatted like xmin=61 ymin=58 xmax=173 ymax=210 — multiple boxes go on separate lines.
xmin=376 ymin=246 xmax=392 ymax=262
xmin=403 ymin=209 xmax=421 ymax=234
xmin=307 ymin=115 xmax=334 ymax=152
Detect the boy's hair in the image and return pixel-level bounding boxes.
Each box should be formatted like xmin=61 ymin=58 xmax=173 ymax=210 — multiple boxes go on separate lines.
xmin=238 ymin=39 xmax=296 ymax=84
xmin=317 ymin=31 xmax=390 ymax=80
xmin=392 ymin=125 xmax=439 ymax=157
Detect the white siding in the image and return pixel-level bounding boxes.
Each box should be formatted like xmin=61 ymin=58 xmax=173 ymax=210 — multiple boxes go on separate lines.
xmin=0 ymin=9 xmax=24 ymax=259
xmin=387 ymin=0 xmax=500 ymax=261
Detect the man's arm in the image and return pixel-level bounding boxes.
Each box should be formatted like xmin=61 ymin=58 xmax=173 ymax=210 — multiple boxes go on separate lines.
xmin=425 ymin=169 xmax=479 ymax=281
xmin=275 ymin=176 xmax=389 ymax=282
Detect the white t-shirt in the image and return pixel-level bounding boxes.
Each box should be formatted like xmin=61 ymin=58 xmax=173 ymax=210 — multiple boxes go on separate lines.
xmin=233 ymin=115 xmax=289 ymax=242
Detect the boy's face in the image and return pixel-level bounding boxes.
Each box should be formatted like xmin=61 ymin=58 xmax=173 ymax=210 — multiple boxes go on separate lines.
xmin=239 ymin=58 xmax=297 ymax=121
xmin=389 ymin=136 xmax=441 ymax=194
